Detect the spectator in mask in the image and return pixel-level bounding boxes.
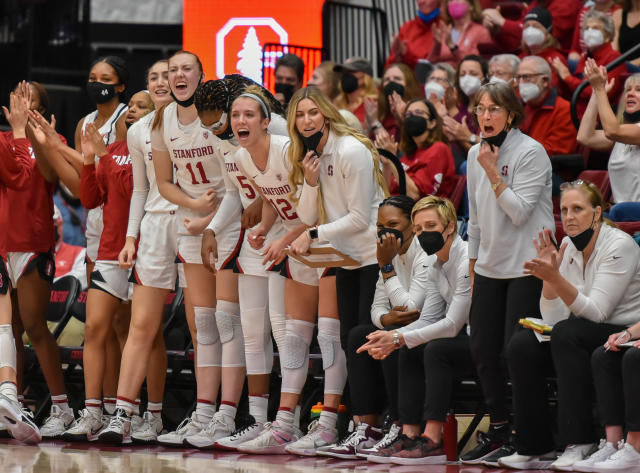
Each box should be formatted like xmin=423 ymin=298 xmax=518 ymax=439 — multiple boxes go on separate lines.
xmin=552 ymin=10 xmax=625 ymax=117
xmin=569 ymin=0 xmax=620 ymax=68
xmin=333 ymin=57 xmax=379 ymax=131
xmin=517 ymin=56 xmax=578 ymax=157
xmin=488 ymin=54 xmax=520 ymax=88
xmin=425 ymin=63 xmax=459 ymax=119
xmin=385 ymin=0 xmax=441 ymax=69
xmin=274 ymin=53 xmax=304 ymax=108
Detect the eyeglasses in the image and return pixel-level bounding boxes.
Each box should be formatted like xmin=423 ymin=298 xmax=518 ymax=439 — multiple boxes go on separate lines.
xmin=473 ymin=105 xmax=504 ymax=116
xmin=514 ymin=73 xmax=545 ymax=82
xmin=429 ymin=76 xmax=450 ymax=85
xmin=406 ymin=110 xmax=432 ymax=120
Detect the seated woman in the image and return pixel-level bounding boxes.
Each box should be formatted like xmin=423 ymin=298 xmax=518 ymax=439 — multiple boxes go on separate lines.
xmin=345 ymin=195 xmax=433 ymax=457
xmin=498 ymin=180 xmax=640 ymax=470
xmin=587 ymin=320 xmax=640 ymax=470
xmin=377 ymin=99 xmax=456 ymax=201
xmin=358 ymin=196 xmax=473 ymax=465
xmin=577 ymin=63 xmax=640 ymax=221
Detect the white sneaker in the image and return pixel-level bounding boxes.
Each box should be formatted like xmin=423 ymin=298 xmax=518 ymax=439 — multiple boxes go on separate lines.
xmin=285 ymin=420 xmax=339 ymax=456
xmin=132 ymin=411 xmax=163 ymax=444
xmin=593 ymin=442 xmax=640 ymax=471
xmin=40 ymin=404 xmax=75 ymax=439
xmin=214 ymin=422 xmax=264 ymax=451
xmin=62 ymin=409 xmax=105 ymax=442
xmin=236 ymin=421 xmax=301 ymax=455
xmin=0 ymin=394 xmax=41 ymax=443
xmin=574 ymin=440 xmax=620 ymax=472
xmin=157 ymin=411 xmax=208 ymax=447
xmin=357 ymin=423 xmax=401 ymax=458
xmin=184 ymin=411 xmax=234 ymax=449
xmin=552 ymin=444 xmax=597 ymax=471
xmin=97 ymin=408 xmax=132 ymax=444
xmin=131 ymin=414 xmax=143 ymax=433
xmin=499 ymin=451 xmax=557 ymax=469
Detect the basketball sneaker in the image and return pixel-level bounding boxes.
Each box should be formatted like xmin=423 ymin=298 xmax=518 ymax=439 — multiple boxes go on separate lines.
xmin=157 ymin=411 xmax=208 ymax=447
xmin=98 ymin=408 xmax=132 ymax=444
xmin=40 ymin=404 xmax=74 ymax=439
xmin=318 ymin=422 xmax=383 ymax=459
xmin=214 ymin=418 xmax=264 ymax=451
xmin=62 ymin=408 xmax=105 ymax=442
xmin=0 ymin=394 xmax=41 ymax=443
xmin=285 ymin=420 xmax=339 ymax=456
xmin=236 ymin=421 xmax=301 ymax=454
xmin=132 ymin=411 xmax=163 ymax=444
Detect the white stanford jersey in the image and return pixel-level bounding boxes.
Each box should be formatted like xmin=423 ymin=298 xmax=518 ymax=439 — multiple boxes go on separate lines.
xmin=234 ymin=134 xmax=301 ymax=231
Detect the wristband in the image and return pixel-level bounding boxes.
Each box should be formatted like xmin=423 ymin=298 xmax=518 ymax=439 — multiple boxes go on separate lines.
xmin=393 ymin=331 xmax=400 ymax=347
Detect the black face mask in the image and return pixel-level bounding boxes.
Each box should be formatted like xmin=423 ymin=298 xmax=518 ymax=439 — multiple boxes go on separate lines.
xmin=87 ymin=81 xmax=116 ymax=104
xmin=341 ymin=73 xmax=359 ymax=94
xmin=301 ymin=122 xmax=326 ymax=158
xmin=569 ymin=213 xmax=596 ymax=251
xmin=383 ymin=81 xmax=405 ymax=99
xmin=275 ymin=82 xmax=295 ymax=104
xmin=418 ymin=230 xmax=446 ymax=255
xmin=623 ymin=109 xmax=640 ymax=124
xmin=377 ymin=227 xmax=406 ymax=246
xmin=404 ymin=114 xmax=428 ymax=137
xmin=482 ymin=122 xmax=510 ymax=151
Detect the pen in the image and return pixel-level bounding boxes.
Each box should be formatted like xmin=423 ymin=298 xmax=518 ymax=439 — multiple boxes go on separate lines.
xmin=605 ymin=331 xmax=630 ymax=351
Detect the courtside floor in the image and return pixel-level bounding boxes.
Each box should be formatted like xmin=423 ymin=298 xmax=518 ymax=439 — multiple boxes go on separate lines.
xmin=0 ymin=440 xmax=583 ymax=473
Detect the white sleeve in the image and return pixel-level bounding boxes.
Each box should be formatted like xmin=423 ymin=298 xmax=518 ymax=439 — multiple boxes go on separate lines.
xmin=317 ymin=144 xmax=376 ymax=243
xmin=207 ymin=154 xmax=243 ymax=235
xmin=371 ymin=273 xmax=390 ymax=329
xmin=539 ymin=295 xmax=570 ymax=325
xmin=384 ymin=253 xmax=430 ymax=311
xmin=297 ymin=181 xmax=319 ymax=226
xmin=126 ymin=125 xmax=149 ymax=239
xmin=495 ymin=145 xmax=551 ymax=226
xmin=466 ymin=148 xmax=480 ymax=259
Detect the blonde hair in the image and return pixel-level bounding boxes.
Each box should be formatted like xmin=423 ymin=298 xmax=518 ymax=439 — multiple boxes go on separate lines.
xmin=287 ymin=87 xmax=388 ymax=224
xmin=333 ymin=73 xmax=378 ymax=109
xmin=233 ymin=84 xmax=271 ymax=119
xmin=411 ymin=196 xmax=458 ymax=227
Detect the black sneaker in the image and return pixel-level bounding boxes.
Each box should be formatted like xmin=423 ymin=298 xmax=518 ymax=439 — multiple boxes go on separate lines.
xmin=460 ymin=430 xmax=508 ymax=464
xmin=482 ymin=443 xmax=517 ymax=467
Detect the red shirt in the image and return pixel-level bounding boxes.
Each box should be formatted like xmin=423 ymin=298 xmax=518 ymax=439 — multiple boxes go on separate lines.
xmin=385 ymin=17 xmax=435 ymax=69
xmin=519 ymin=47 xmax=567 ymax=88
xmin=569 ymin=5 xmax=620 ymax=56
xmin=3 ymin=131 xmax=66 ymax=254
xmin=79 ymin=141 xmax=133 ymax=261
xmin=54 ymin=241 xmax=85 ymax=279
xmin=0 ymin=135 xmax=33 ymax=258
xmin=391 ymin=141 xmax=456 ymax=198
xmin=521 ymin=88 xmax=578 ymax=157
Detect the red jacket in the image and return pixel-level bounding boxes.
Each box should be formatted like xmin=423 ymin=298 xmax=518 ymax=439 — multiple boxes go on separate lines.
xmin=569 ymin=5 xmax=620 ymax=56
xmin=519 ymin=47 xmax=567 ymax=88
xmin=0 ymin=135 xmax=33 ymax=258
xmin=560 ymin=42 xmax=624 ymax=117
xmin=521 ymin=88 xmax=578 ymax=157
xmin=391 ymin=141 xmax=456 ymax=198
xmin=385 ymin=17 xmax=435 ymax=69
xmin=79 ymin=141 xmax=133 ymax=261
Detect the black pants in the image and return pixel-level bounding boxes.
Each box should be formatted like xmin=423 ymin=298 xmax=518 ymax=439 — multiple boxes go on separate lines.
xmin=592 ymin=345 xmax=640 ymax=432
xmin=398 ymin=330 xmax=475 ymax=424
xmin=336 ymin=264 xmax=379 ymax=349
xmin=346 ymin=324 xmax=399 ymax=417
xmin=469 ymin=273 xmax=542 ymax=423
xmin=550 ymin=317 xmax=624 ymax=445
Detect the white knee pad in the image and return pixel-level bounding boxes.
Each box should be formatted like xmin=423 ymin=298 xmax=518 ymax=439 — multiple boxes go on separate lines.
xmin=216 ymin=300 xmax=245 ymax=368
xmin=268 ymin=273 xmax=287 ymax=353
xmin=0 ymin=324 xmax=16 ymax=371
xmin=317 ymin=317 xmax=347 ymax=395
xmin=281 ymin=318 xmax=315 ymax=394
xmin=194 ymin=306 xmax=221 ymax=367
xmin=239 ymin=275 xmax=272 ymax=375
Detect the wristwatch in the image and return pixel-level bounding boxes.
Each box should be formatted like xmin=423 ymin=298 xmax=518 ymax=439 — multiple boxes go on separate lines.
xmin=308 ymin=226 xmax=318 ymax=240
xmin=392 ymin=331 xmax=400 ymax=347
xmin=491 ymin=180 xmax=502 ymax=192
xmin=381 ymin=263 xmax=394 ymax=274
xmin=469 ymin=134 xmax=478 ymax=145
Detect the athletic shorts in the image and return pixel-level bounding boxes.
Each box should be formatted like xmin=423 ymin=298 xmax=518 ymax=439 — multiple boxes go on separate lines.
xmin=177 ymin=263 xmax=186 ymax=288
xmin=176 ymin=229 xmax=244 ymax=272
xmin=6 ymin=251 xmax=55 ymax=288
xmin=129 ymin=212 xmax=178 ymax=290
xmin=270 ymin=257 xmax=337 ymax=287
xmin=90 ymin=261 xmax=132 ymax=302
xmin=85 ymin=207 xmax=104 ymax=264
xmin=0 ymin=257 xmax=9 ymax=295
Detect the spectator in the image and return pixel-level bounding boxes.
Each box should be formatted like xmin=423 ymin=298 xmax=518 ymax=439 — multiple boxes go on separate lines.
xmin=428 ymin=0 xmax=491 ymax=66
xmin=552 ymin=10 xmax=625 ymax=117
xmin=569 ymin=0 xmax=621 ymax=66
xmin=52 ymin=205 xmax=86 ymax=287
xmin=517 ymin=56 xmax=578 ymax=157
xmin=464 ymin=82 xmax=553 ymax=464
xmin=308 ymin=61 xmax=339 ymax=100
xmin=482 ymin=0 xmax=583 ymax=54
xmin=488 ymin=54 xmax=520 ymax=87
xmin=425 ymin=63 xmax=459 ymax=119
xmin=613 ymin=0 xmax=640 ymax=71
xmin=333 ymin=57 xmax=378 ymax=130
xmin=577 ymin=64 xmax=640 ymax=221
xmin=367 ymin=63 xmax=422 ymax=142
xmin=274 ymin=53 xmax=304 ymax=108
xmin=499 ymin=181 xmax=640 ymax=470
xmin=377 ymin=99 xmax=455 ymax=200
xmin=385 ymin=0 xmax=440 ymax=69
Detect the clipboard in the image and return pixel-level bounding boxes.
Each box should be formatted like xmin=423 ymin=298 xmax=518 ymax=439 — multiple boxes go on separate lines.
xmin=285 ymin=246 xmax=360 ymax=268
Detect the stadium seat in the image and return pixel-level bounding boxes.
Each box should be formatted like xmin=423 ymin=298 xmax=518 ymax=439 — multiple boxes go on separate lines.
xmin=448 ymin=174 xmax=467 ymax=213
xmin=614 ymin=221 xmax=640 ymax=237
xmin=578 ymin=170 xmax=611 ymax=203
xmin=47 ymin=276 xmax=82 ymax=341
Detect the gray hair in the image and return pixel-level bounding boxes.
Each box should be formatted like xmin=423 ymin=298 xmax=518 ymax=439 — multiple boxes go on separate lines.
xmin=582 ymin=9 xmax=615 ymax=40
xmin=431 ymin=62 xmax=456 ymax=85
xmin=520 ymin=55 xmax=552 ymax=80
xmin=489 ymin=54 xmax=521 ymax=74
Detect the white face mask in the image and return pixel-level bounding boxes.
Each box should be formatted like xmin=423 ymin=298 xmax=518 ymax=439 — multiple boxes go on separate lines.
xmin=583 ymin=28 xmax=604 ymax=49
xmin=519 ymin=81 xmax=542 ymax=103
xmin=459 ymin=74 xmax=482 ymax=97
xmin=424 ymin=81 xmax=446 ymax=100
xmin=490 ymin=76 xmax=509 ymax=85
xmin=522 ymin=26 xmax=546 ymax=47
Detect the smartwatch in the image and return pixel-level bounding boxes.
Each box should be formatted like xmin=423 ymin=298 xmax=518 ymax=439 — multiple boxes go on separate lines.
xmin=308 ymin=227 xmax=318 ymax=240
xmin=381 ymin=263 xmax=394 ymax=274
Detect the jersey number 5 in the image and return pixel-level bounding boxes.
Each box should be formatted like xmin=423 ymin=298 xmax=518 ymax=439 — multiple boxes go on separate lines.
xmin=236 ymin=176 xmax=257 ymax=199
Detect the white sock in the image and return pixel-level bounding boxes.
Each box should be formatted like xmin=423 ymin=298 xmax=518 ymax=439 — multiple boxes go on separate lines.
xmin=219 ymin=402 xmax=237 ymax=425
xmin=85 ymin=399 xmax=102 ymax=418
xmin=249 ymin=395 xmax=269 ymax=424
xmin=275 ymin=408 xmax=294 ymax=432
xmin=0 ymin=381 xmax=18 ymax=403
xmin=115 ymin=397 xmax=135 ymax=416
xmin=103 ymin=397 xmax=116 ymax=415
xmin=147 ymin=402 xmax=162 ymax=416
xmin=51 ymin=394 xmax=70 ymax=411
xmin=196 ymin=400 xmax=216 ymax=420
xmin=134 ymin=398 xmax=141 ymax=416
xmin=294 ymin=405 xmax=301 ymax=428
xmin=319 ymin=408 xmax=338 ymax=430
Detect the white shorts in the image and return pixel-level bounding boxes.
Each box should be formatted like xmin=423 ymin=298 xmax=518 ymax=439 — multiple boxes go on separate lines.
xmin=177 ymin=263 xmax=186 ymax=288
xmin=177 ymin=229 xmax=244 ymax=272
xmin=90 ymin=261 xmax=132 ymax=301
xmin=6 ymin=251 xmax=55 ymax=288
xmin=278 ymin=257 xmax=321 ymax=287
xmin=85 ymin=207 xmax=104 ymax=263
xmin=130 ymin=212 xmax=178 ymax=290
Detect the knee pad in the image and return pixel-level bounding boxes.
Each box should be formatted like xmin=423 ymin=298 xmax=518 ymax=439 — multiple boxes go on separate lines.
xmin=281 ymin=318 xmax=314 ymax=394
xmin=0 ymin=325 xmax=16 ymax=371
xmin=318 ymin=317 xmax=347 ymax=395
xmin=268 ymin=273 xmax=287 ymax=353
xmin=240 ymin=304 xmax=272 ymax=375
xmin=194 ymin=306 xmax=221 ymax=367
xmin=216 ymin=301 xmax=245 ymax=368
